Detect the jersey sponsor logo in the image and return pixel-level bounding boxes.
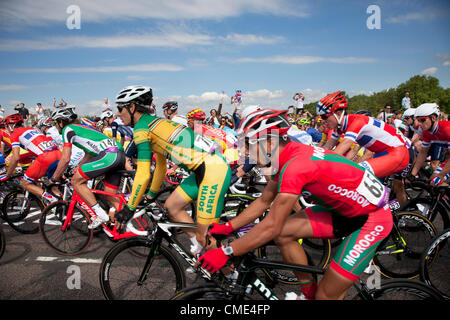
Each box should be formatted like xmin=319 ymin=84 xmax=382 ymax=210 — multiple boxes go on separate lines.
xmin=343 ymin=225 xmax=384 ymax=267
xmin=198 ymin=184 xmax=218 ymax=214
xmin=327 ymin=184 xmax=371 ymax=208
xmin=311 ymin=146 xmax=325 ymax=160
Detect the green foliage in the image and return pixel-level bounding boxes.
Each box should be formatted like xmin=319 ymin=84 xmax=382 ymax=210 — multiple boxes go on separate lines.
xmin=303 ymin=75 xmax=450 ymax=116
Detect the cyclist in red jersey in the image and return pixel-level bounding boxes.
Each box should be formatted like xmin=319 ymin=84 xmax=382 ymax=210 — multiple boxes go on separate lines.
xmin=319 ymin=91 xmax=410 ymax=179
xmin=2 ymin=114 xmax=61 ymax=202
xmin=411 ymin=103 xmax=450 ymax=186
xmin=197 ymin=109 xmax=393 ymax=300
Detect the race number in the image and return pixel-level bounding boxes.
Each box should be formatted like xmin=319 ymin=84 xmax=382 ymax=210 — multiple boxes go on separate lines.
xmin=356 ymin=170 xmax=387 ymax=207
xmin=194 ymin=134 xmax=216 ymax=153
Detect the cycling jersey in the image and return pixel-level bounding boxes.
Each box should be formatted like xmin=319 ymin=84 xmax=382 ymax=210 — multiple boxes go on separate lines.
xmin=272 ymin=141 xmax=393 ymax=281
xmin=9 ymin=127 xmax=61 ymax=182
xmin=332 ymin=114 xmax=410 ymax=178
xmin=62 ymin=124 xmax=124 ymax=156
xmin=0 ymin=128 xmax=33 ymax=164
xmin=421 ymin=121 xmax=450 ymax=149
xmin=130 ymin=114 xmax=231 ymax=224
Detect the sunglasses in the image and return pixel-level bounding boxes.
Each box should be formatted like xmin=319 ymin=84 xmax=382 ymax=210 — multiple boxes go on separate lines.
xmin=320 ymin=114 xmax=331 ymax=120
xmin=117 ymin=103 xmax=130 ymax=112
xmin=417 ymin=116 xmax=429 ymax=123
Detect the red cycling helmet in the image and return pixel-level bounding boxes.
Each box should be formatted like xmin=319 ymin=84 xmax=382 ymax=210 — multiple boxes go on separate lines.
xmin=162 ymin=101 xmax=178 ymax=111
xmin=5 ymin=113 xmax=24 ymax=125
xmin=316 ymin=91 xmax=348 ymax=116
xmin=186 ymin=108 xmax=206 ymax=121
xmin=237 ymin=109 xmax=291 ymax=140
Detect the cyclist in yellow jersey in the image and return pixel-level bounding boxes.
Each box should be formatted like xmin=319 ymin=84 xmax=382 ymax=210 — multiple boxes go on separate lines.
xmin=114 ymin=86 xmax=231 ymax=250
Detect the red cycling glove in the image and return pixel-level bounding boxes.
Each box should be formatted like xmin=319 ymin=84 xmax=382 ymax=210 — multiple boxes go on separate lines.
xmin=209 ymin=222 xmax=234 ymax=236
xmin=198 ymin=247 xmax=230 ymax=274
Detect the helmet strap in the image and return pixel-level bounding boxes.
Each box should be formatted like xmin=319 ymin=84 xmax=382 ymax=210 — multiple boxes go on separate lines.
xmin=333 ymin=110 xmax=346 ymax=130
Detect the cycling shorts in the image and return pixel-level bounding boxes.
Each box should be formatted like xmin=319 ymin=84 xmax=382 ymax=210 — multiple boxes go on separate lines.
xmin=360 ymin=145 xmax=409 ymax=178
xmin=174 ymin=153 xmax=231 ymax=225
xmin=24 ymin=149 xmax=61 ymax=182
xmin=305 ymin=204 xmax=392 ymax=281
xmin=393 ymin=146 xmax=416 ymax=179
xmin=78 ymin=149 xmax=126 ymax=189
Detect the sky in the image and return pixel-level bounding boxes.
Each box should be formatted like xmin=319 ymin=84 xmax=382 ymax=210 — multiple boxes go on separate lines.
xmin=0 ymin=0 xmax=449 ymax=117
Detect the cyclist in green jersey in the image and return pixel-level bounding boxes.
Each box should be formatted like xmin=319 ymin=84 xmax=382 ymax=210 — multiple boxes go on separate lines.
xmin=50 ymin=107 xmax=126 ymax=229
xmin=113 ymin=86 xmax=231 ymax=251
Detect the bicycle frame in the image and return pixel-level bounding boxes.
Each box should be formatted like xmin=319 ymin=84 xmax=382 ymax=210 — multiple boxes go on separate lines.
xmin=62 ymin=188 xmax=149 ymax=240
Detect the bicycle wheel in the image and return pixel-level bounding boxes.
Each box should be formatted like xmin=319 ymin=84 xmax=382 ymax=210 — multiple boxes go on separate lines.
xmin=355 ymin=279 xmax=444 ymax=300
xmin=2 ymin=190 xmax=43 ymax=234
xmin=420 ymin=228 xmax=450 ymax=299
xmin=256 ymin=239 xmax=331 ymax=285
xmin=39 ymin=201 xmax=93 ymax=256
xmin=373 ymin=211 xmax=437 ymax=279
xmin=100 ymin=237 xmax=186 ymax=300
xmin=0 ymin=225 xmax=5 ymax=260
xmin=403 ymin=197 xmax=449 ymax=232
xmin=171 ymin=284 xmax=231 ymax=300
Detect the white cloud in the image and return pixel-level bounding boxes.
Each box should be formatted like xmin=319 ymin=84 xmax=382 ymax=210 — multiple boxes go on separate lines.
xmin=9 ymin=63 xmax=183 ymax=73
xmin=421 ymin=67 xmax=438 ymax=75
xmin=0 ymin=84 xmax=28 ymax=91
xmin=444 ymin=61 xmax=450 ymax=67
xmin=0 ymin=0 xmax=310 ymax=27
xmin=230 ymin=55 xmax=377 ymax=64
xmin=219 ymin=33 xmax=285 ymax=45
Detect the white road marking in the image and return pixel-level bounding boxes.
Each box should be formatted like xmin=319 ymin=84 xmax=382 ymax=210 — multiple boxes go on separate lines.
xmin=35 ymin=256 xmax=102 ymax=264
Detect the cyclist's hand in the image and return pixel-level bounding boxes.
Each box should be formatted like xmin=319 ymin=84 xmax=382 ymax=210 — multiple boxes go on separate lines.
xmin=114 ymin=206 xmax=134 ymax=233
xmin=198 ymin=247 xmax=229 ymax=274
xmin=209 ymin=222 xmax=234 ymax=236
xmin=430 ymin=175 xmax=443 ymax=186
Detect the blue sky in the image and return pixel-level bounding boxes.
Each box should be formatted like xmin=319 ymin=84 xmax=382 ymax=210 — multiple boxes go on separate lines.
xmin=0 ymin=0 xmax=449 ymax=116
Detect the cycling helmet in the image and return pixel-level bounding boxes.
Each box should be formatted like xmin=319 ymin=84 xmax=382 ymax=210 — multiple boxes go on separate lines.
xmin=240 ymin=105 xmax=261 ymax=120
xmin=96 ymin=121 xmax=104 ymax=130
xmin=414 ymin=103 xmax=440 ymax=118
xmin=186 ymin=108 xmax=206 ymax=121
xmin=115 ymin=85 xmax=153 ymax=108
xmin=316 ymin=91 xmax=348 ymax=116
xmin=354 ymin=109 xmax=372 ymax=116
xmin=51 ymin=106 xmax=77 ymax=122
xmin=237 ymin=109 xmax=291 ymax=140
xmin=297 ymin=118 xmax=311 ymax=126
xmin=101 ymin=110 xmax=114 ymax=120
xmin=4 ymin=113 xmax=24 ymax=125
xmin=162 ymin=101 xmax=178 ymax=111
xmin=38 ymin=116 xmax=53 ymax=128
xmin=402 ymin=108 xmax=416 ymax=119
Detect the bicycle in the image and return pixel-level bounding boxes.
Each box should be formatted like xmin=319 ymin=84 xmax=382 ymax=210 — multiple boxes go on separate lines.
xmin=0 ymin=224 xmax=5 ymax=260
xmin=420 ymin=228 xmax=449 ymax=299
xmin=170 ymin=243 xmax=444 ymax=300
xmin=39 ymin=171 xmax=152 ymax=256
xmin=98 ymin=204 xmax=330 ymax=300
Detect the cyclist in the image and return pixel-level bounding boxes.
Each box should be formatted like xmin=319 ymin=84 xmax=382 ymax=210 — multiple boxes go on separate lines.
xmin=1 ymin=114 xmax=61 ymax=203
xmin=162 ymin=101 xmax=188 ymax=126
xmin=410 ymin=103 xmax=450 ymax=186
xmin=113 ymin=86 xmax=231 ymax=252
xmin=197 ymin=109 xmax=393 ymax=300
xmin=49 ymin=107 xmax=127 ymax=229
xmin=320 ymin=91 xmax=410 ymax=179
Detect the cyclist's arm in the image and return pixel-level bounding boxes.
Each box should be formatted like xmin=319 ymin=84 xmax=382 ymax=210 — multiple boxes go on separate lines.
xmin=323 ymin=137 xmax=338 ymax=150
xmin=411 ymin=145 xmax=430 ymax=176
xmin=229 ymin=192 xmax=299 ymax=256
xmin=333 ymin=137 xmax=354 ymax=156
xmin=127 ymin=139 xmax=152 ymax=210
xmin=147 ymin=152 xmax=166 ymax=198
xmin=52 ymin=145 xmax=72 ymax=181
xmin=227 ymin=179 xmax=278 ymax=230
xmin=5 ymin=146 xmax=19 ymax=176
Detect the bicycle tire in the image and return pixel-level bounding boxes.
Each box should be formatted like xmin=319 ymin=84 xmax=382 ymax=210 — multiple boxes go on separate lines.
xmin=0 ymin=225 xmax=5 ymax=260
xmin=355 ymin=279 xmax=444 ymax=300
xmin=39 ymin=200 xmax=94 ymax=256
xmin=402 ymin=197 xmax=449 ymax=232
xmin=100 ymin=237 xmax=186 ymax=300
xmin=420 ymin=228 xmax=450 ymax=299
xmin=373 ymin=211 xmax=437 ymax=279
xmin=2 ymin=190 xmax=43 ymax=234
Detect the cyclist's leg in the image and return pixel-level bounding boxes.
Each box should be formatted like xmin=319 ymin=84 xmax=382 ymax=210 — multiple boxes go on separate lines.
xmin=195 ymin=155 xmax=231 ymax=247
xmin=362 ymin=146 xmax=409 ymax=178
xmin=392 ymin=146 xmax=415 ymax=206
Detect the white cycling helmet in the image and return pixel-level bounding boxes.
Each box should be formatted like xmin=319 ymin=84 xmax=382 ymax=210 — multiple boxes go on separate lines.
xmin=101 ymin=110 xmax=114 ymax=120
xmin=115 ymin=85 xmax=153 ymax=107
xmin=415 ymin=103 xmax=440 ymax=118
xmin=402 ymin=108 xmax=416 ymax=119
xmin=51 ymin=106 xmax=77 ymax=122
xmin=240 ymin=105 xmax=261 ymax=120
